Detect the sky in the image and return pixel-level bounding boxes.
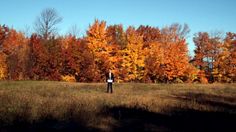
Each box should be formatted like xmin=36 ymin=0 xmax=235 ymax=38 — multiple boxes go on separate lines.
xmin=0 ymin=0 xmax=236 ymax=56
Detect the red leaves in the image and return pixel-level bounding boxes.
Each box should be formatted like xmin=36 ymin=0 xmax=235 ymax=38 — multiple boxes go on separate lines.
xmin=0 ymin=23 xmax=235 ymax=83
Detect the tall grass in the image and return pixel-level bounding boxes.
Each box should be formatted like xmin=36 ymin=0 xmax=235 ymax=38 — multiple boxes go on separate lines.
xmin=0 ymin=81 xmax=235 ymax=131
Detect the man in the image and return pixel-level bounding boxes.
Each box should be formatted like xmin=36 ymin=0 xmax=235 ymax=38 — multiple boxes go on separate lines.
xmin=106 ymin=69 xmax=115 ymax=93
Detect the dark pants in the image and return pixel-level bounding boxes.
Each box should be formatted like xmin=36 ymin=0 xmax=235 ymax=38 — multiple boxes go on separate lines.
xmin=107 ymin=83 xmax=113 ymax=93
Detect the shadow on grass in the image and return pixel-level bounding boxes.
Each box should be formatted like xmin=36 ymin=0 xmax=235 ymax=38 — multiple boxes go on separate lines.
xmin=104 ymin=106 xmax=236 ymax=132
xmin=2 ymin=107 xmax=235 ymax=132
xmin=1 ymin=93 xmax=236 ymax=132
xmin=0 ymin=117 xmax=99 ymax=132
xmin=172 ymin=92 xmax=236 ymax=111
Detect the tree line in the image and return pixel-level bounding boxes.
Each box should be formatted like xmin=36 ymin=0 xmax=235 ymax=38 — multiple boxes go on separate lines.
xmin=0 ymin=8 xmax=235 ymax=83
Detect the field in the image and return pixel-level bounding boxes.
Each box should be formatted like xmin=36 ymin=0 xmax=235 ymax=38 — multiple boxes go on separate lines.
xmin=0 ymin=81 xmax=236 ymax=132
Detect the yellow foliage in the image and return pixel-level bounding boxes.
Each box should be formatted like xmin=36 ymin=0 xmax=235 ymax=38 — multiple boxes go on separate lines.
xmin=87 ymin=19 xmax=108 ymax=56
xmin=121 ymin=26 xmax=145 ymax=81
xmin=0 ymin=66 xmax=7 ymax=80
xmin=0 ymin=53 xmax=7 ymax=80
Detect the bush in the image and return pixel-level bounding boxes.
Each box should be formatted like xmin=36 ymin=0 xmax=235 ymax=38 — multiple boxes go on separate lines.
xmin=200 ymin=77 xmax=208 ymax=84
xmin=61 ymin=75 xmax=76 ymax=82
xmin=173 ymin=78 xmax=184 ymax=83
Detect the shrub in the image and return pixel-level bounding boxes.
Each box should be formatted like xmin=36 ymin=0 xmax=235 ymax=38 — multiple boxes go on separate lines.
xmin=61 ymin=75 xmax=76 ymax=82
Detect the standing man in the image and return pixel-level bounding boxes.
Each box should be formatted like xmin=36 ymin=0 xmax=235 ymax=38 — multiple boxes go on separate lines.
xmin=106 ymin=69 xmax=115 ymax=93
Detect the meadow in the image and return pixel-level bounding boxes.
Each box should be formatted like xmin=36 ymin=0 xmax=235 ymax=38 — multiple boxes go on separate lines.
xmin=0 ymin=81 xmax=236 ymax=132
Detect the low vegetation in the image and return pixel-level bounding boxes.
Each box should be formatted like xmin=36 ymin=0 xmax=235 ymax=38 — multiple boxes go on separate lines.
xmin=0 ymin=81 xmax=236 ymax=131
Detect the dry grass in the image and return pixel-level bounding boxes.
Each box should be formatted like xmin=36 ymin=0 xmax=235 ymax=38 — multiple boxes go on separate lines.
xmin=0 ymin=81 xmax=236 ymax=131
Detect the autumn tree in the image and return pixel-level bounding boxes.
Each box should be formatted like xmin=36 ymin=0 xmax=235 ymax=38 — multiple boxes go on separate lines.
xmin=43 ymin=37 xmax=63 ymax=80
xmin=28 ymin=34 xmax=48 ymax=80
xmin=193 ymin=32 xmax=223 ymax=83
xmin=193 ymin=32 xmax=208 ymax=70
xmin=0 ymin=26 xmax=29 ymax=80
xmin=0 ymin=25 xmax=9 ymax=80
xmin=106 ymin=24 xmax=126 ymax=82
xmin=86 ymin=19 xmax=111 ymax=81
xmin=61 ymin=35 xmax=95 ymax=82
xmin=193 ymin=32 xmax=210 ymax=82
xmin=0 ymin=52 xmax=7 ymax=80
xmin=106 ymin=24 xmax=127 ymax=49
xmin=34 ymin=8 xmax=62 ymax=40
xmin=218 ymin=32 xmax=236 ymax=82
xmin=2 ymin=18 xmax=236 ymax=83
xmin=208 ymin=33 xmax=223 ymax=82
xmin=73 ymin=39 xmax=96 ymax=82
xmin=143 ymin=24 xmax=193 ymax=83
xmin=136 ymin=25 xmax=161 ymax=48
xmin=162 ymin=40 xmax=192 ymax=82
xmin=144 ymin=41 xmax=164 ymax=82
xmin=120 ymin=26 xmax=144 ymax=82
xmin=6 ymin=31 xmax=29 ymax=80
xmin=61 ymin=35 xmax=79 ymax=76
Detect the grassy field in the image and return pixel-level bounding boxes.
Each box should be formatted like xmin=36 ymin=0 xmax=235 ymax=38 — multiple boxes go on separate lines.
xmin=0 ymin=81 xmax=236 ymax=132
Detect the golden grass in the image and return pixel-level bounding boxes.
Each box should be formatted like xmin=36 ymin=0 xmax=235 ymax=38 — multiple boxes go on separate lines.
xmin=0 ymin=81 xmax=236 ymax=131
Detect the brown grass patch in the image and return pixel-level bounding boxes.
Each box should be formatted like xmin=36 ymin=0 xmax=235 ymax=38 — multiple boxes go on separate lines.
xmin=0 ymin=81 xmax=235 ymax=131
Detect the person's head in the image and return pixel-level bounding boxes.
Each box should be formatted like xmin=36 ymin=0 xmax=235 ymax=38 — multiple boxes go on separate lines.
xmin=109 ymin=69 xmax=112 ymax=73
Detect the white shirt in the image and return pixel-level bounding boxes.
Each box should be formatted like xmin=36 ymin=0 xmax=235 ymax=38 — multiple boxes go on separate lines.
xmin=109 ymin=72 xmax=111 ymax=79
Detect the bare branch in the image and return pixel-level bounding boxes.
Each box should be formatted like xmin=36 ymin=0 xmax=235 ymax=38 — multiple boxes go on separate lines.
xmin=67 ymin=24 xmax=80 ymax=38
xmin=34 ymin=8 xmax=62 ymax=39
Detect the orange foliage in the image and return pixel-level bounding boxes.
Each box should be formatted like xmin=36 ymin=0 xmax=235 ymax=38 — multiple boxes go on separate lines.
xmin=0 ymin=22 xmax=235 ymax=83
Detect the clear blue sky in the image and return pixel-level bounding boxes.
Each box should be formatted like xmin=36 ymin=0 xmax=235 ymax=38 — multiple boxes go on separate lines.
xmin=0 ymin=0 xmax=236 ymax=56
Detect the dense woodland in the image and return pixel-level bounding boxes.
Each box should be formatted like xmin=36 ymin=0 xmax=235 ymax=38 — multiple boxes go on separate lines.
xmin=0 ymin=9 xmax=235 ymax=83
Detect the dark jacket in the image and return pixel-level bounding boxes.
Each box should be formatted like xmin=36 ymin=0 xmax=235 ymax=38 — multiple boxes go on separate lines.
xmin=106 ymin=72 xmax=115 ymax=82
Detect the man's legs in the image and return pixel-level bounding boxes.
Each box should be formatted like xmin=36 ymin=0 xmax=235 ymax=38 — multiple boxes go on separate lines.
xmin=107 ymin=83 xmax=113 ymax=93
xmin=110 ymin=83 xmax=113 ymax=93
xmin=107 ymin=83 xmax=109 ymax=93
